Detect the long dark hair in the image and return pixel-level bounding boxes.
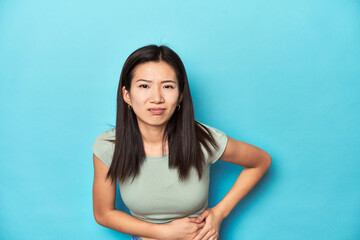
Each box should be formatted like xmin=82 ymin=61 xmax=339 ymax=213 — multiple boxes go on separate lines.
xmin=106 ymin=45 xmax=219 ymax=184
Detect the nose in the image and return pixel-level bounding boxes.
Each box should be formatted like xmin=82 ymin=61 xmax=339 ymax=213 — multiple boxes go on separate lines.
xmin=150 ymin=87 xmax=164 ymax=104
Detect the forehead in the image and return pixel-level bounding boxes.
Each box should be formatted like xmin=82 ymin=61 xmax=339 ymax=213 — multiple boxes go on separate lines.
xmin=132 ymin=61 xmax=177 ymax=82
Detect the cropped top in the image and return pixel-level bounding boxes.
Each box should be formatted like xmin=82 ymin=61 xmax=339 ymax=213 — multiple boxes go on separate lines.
xmin=91 ymin=123 xmax=228 ymax=223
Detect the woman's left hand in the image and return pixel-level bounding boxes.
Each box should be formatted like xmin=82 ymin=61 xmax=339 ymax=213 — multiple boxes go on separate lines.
xmin=192 ymin=208 xmax=224 ymax=240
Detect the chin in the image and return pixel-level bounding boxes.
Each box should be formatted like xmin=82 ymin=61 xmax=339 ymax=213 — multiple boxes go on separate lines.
xmin=138 ymin=118 xmax=169 ymax=128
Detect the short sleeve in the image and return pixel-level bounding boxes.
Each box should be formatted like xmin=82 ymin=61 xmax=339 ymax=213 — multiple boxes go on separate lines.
xmin=200 ymin=123 xmax=228 ymax=165
xmin=91 ymin=129 xmax=115 ymax=168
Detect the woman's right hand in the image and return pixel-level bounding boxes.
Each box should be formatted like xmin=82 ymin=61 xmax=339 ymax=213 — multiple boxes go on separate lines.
xmin=159 ymin=217 xmax=205 ymax=240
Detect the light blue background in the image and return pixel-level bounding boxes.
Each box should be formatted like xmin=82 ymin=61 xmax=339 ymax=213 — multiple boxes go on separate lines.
xmin=1 ymin=1 xmax=359 ymax=239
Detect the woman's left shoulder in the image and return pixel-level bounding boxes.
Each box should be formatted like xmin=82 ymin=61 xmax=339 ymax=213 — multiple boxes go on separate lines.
xmin=197 ymin=122 xmax=227 ymax=138
xmin=197 ymin=121 xmax=228 ymax=165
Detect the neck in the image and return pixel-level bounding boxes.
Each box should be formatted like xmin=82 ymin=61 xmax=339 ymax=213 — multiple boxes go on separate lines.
xmin=139 ymin=125 xmax=166 ymax=144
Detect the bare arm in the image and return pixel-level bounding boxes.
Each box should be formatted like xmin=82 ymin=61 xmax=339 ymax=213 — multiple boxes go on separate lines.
xmin=92 ymin=154 xmax=204 ymax=240
xmin=93 ymin=153 xmax=162 ymax=239
xmin=193 ymin=136 xmax=272 ymax=240
xmin=213 ymin=136 xmax=272 ymax=218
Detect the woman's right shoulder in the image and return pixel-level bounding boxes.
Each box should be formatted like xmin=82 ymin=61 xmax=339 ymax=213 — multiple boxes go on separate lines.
xmin=95 ymin=128 xmax=116 ymax=141
xmin=92 ymin=128 xmax=116 ymax=168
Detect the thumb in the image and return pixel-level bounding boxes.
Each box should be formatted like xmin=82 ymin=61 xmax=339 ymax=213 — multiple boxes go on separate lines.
xmin=188 ymin=217 xmax=198 ymax=223
xmin=195 ymin=209 xmax=209 ymax=223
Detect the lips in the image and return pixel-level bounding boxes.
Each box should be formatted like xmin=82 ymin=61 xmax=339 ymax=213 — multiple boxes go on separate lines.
xmin=148 ymin=108 xmax=166 ymax=114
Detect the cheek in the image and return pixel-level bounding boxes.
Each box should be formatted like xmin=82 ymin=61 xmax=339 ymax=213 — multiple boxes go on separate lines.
xmin=129 ymin=91 xmax=146 ymax=105
xmin=164 ymin=91 xmax=180 ymax=103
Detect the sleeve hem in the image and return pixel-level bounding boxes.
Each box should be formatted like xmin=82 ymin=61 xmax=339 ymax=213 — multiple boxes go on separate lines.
xmin=91 ymin=130 xmax=114 ymax=168
xmin=211 ymin=135 xmax=228 ymax=164
xmin=92 ymin=145 xmax=111 ymax=168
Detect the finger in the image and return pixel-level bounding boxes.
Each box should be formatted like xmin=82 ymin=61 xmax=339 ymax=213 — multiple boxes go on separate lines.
xmin=190 ymin=221 xmax=205 ymax=231
xmin=208 ymin=235 xmax=218 ymax=240
xmin=196 ymin=221 xmax=206 ymax=229
xmin=196 ymin=210 xmax=209 ymax=223
xmin=200 ymin=231 xmax=214 ymax=240
xmin=189 ymin=217 xmax=206 ymax=230
xmin=188 ymin=217 xmax=197 ymax=223
xmin=193 ymin=227 xmax=209 ymax=240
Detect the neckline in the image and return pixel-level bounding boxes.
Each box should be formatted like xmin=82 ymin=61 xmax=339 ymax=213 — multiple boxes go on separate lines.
xmin=146 ymin=152 xmax=169 ymax=159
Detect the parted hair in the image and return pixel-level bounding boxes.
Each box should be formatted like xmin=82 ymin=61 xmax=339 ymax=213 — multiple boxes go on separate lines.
xmin=106 ymin=45 xmax=219 ymax=184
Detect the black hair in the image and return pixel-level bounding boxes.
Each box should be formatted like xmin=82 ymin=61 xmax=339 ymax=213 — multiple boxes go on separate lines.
xmin=106 ymin=45 xmax=219 ymax=184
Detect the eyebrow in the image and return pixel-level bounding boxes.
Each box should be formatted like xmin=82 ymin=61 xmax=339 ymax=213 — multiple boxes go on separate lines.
xmin=135 ymin=79 xmax=177 ymax=84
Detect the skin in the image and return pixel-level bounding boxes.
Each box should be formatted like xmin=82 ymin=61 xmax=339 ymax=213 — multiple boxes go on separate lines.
xmin=92 ymin=61 xmax=272 ymax=240
xmin=122 ymin=61 xmax=183 ymax=156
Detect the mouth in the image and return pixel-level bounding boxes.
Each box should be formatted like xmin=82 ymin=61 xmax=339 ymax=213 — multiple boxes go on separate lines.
xmin=148 ymin=108 xmax=166 ymax=114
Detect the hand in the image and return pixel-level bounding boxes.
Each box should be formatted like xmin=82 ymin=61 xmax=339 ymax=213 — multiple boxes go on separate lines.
xmin=160 ymin=216 xmax=206 ymax=240
xmin=192 ymin=208 xmax=224 ymax=240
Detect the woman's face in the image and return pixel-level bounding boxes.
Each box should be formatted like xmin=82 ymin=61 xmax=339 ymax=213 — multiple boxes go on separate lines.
xmin=122 ymin=61 xmax=183 ymax=130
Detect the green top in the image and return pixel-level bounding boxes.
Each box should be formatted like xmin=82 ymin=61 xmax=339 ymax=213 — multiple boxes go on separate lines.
xmin=92 ymin=123 xmax=228 ymax=223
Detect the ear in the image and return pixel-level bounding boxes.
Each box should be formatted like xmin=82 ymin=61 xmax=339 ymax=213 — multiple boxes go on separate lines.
xmin=122 ymin=86 xmax=131 ymax=105
xmin=178 ymin=92 xmax=184 ymax=105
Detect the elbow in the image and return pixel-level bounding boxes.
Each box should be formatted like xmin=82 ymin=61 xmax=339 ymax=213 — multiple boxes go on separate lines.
xmin=94 ymin=211 xmax=105 ymax=226
xmin=258 ymin=151 xmax=271 ymax=170
xmin=94 ymin=209 xmax=114 ymax=227
xmin=265 ymin=153 xmax=272 ymax=169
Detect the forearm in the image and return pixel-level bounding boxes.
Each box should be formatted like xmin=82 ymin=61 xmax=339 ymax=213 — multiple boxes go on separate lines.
xmin=213 ymin=164 xmax=270 ymax=219
xmin=97 ymin=209 xmax=163 ymax=239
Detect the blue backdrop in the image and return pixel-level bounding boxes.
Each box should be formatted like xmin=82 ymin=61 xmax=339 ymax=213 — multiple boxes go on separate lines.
xmin=0 ymin=1 xmax=359 ymax=239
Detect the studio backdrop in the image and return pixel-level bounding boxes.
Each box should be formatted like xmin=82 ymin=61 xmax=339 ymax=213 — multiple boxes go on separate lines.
xmin=0 ymin=1 xmax=359 ymax=239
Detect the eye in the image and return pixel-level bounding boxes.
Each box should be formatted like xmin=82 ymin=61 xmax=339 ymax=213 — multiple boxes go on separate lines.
xmin=139 ymin=84 xmax=149 ymax=88
xmin=164 ymin=85 xmax=175 ymax=89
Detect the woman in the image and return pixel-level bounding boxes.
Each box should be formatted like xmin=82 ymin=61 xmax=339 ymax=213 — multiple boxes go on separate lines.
xmin=92 ymin=45 xmax=272 ymax=240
